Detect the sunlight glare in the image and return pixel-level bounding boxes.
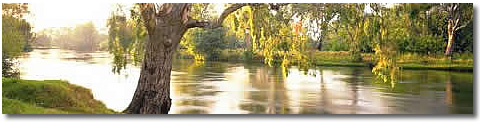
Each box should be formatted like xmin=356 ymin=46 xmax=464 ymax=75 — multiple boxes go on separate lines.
xmin=26 ymin=3 xmax=115 ymax=34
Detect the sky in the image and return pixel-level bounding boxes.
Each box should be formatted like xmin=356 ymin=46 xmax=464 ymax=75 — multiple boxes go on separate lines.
xmin=25 ymin=3 xmax=225 ymax=35
xmin=24 ymin=3 xmax=384 ymax=36
xmin=26 ymin=3 xmax=116 ymax=34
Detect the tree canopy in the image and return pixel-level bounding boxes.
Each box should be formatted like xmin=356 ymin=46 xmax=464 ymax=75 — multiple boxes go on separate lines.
xmin=106 ymin=3 xmax=473 ymax=85
xmin=2 ymin=3 xmax=33 ymax=78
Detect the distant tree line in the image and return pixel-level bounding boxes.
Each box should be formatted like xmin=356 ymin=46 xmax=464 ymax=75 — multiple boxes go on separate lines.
xmin=34 ymin=22 xmax=108 ymax=51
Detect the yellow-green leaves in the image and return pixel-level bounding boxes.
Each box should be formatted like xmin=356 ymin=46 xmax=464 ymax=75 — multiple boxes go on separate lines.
xmin=107 ymin=4 xmax=147 ymax=73
xmin=2 ymin=3 xmax=32 ymax=78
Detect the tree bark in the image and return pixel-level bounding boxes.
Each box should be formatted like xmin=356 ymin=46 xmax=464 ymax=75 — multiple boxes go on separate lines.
xmin=124 ymin=3 xmax=252 ymax=114
xmin=445 ymin=32 xmax=455 ymax=56
xmin=124 ymin=25 xmax=186 ymax=114
xmin=444 ymin=3 xmax=461 ymax=57
xmin=124 ymin=3 xmax=188 ymax=114
xmin=316 ymin=39 xmax=322 ymax=51
xmin=444 ymin=8 xmax=455 ymax=57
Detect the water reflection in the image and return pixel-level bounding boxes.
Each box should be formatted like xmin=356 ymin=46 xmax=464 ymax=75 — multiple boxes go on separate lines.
xmin=17 ymin=49 xmax=473 ymax=114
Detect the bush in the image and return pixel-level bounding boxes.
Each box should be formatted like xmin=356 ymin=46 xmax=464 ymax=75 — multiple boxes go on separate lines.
xmin=322 ymin=40 xmax=350 ymax=51
xmin=398 ymin=34 xmax=445 ymax=55
xmin=2 ymin=54 xmax=20 ymax=78
xmin=242 ymin=50 xmax=254 ymax=61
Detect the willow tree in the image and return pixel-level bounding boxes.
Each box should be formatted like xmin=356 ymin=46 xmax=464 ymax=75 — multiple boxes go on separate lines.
xmin=121 ymin=3 xmax=290 ymax=114
xmin=367 ymin=3 xmax=412 ymax=87
xmin=292 ymin=3 xmax=340 ymax=51
xmin=338 ymin=3 xmax=366 ymax=61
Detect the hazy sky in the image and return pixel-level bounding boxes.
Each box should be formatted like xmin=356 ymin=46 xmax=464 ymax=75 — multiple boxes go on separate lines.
xmin=26 ymin=3 xmax=225 ymax=35
xmin=26 ymin=3 xmax=116 ymax=34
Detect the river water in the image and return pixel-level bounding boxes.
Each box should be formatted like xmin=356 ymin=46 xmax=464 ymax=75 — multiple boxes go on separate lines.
xmin=17 ymin=49 xmax=473 ymax=114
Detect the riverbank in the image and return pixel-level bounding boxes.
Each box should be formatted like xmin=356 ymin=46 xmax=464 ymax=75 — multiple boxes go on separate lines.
xmin=308 ymin=51 xmax=473 ymax=72
xmin=2 ymin=78 xmax=117 ymax=114
xmin=175 ymin=50 xmax=473 ymax=72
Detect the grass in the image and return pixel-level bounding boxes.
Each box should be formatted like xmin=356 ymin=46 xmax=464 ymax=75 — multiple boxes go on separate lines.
xmin=2 ymin=78 xmax=117 ymax=114
xmin=396 ymin=53 xmax=472 ymax=72
xmin=2 ymin=98 xmax=71 ymax=114
xmin=308 ymin=51 xmax=473 ymax=72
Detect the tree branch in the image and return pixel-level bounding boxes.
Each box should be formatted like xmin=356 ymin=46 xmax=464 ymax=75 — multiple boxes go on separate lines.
xmin=186 ymin=3 xmax=249 ymax=29
xmin=186 ymin=3 xmax=288 ymax=29
xmin=138 ymin=3 xmax=156 ymax=33
xmin=455 ymin=20 xmax=472 ymax=31
xmin=185 ymin=18 xmax=211 ymax=28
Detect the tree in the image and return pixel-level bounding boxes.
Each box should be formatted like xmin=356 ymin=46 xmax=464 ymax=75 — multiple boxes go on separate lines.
xmin=368 ymin=3 xmax=400 ymax=87
xmin=53 ymin=27 xmax=74 ymax=49
xmin=107 ymin=4 xmax=136 ymax=73
xmin=182 ymin=28 xmax=231 ymax=61
xmin=223 ymin=4 xmax=310 ymax=67
xmin=122 ymin=3 xmax=283 ymax=114
xmin=431 ymin=3 xmax=473 ymax=56
xmin=72 ymin=22 xmax=99 ymax=51
xmin=39 ymin=23 xmax=103 ymax=51
xmin=338 ymin=3 xmax=367 ymax=61
xmin=33 ymin=33 xmax=52 ymax=47
xmin=293 ymin=3 xmax=340 ymax=51
xmin=2 ymin=3 xmax=32 ymax=78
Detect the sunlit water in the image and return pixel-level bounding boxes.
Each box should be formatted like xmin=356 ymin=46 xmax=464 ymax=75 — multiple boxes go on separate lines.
xmin=17 ymin=49 xmax=473 ymax=114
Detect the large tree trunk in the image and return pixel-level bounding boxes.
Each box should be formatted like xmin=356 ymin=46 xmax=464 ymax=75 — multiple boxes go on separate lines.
xmin=444 ymin=14 xmax=455 ymax=56
xmin=124 ymin=4 xmax=188 ymax=114
xmin=445 ymin=33 xmax=455 ymax=56
xmin=444 ymin=3 xmax=462 ymax=57
xmin=123 ymin=3 xmax=250 ymax=114
xmin=445 ymin=16 xmax=456 ymax=56
xmin=124 ymin=25 xmax=186 ymax=114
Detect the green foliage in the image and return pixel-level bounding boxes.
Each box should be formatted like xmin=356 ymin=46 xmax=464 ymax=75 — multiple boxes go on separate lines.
xmin=226 ymin=4 xmax=310 ymax=67
xmin=181 ymin=28 xmax=240 ymax=61
xmin=107 ymin=4 xmax=147 ymax=73
xmin=2 ymin=54 xmax=20 ymax=78
xmin=454 ymin=21 xmax=473 ymax=53
xmin=323 ymin=40 xmax=350 ymax=51
xmin=292 ymin=3 xmax=341 ymax=50
xmin=242 ymin=50 xmax=254 ymax=61
xmin=2 ymin=16 xmax=27 ymax=57
xmin=2 ymin=78 xmax=116 ymax=114
xmin=193 ymin=28 xmax=226 ymax=60
xmin=341 ymin=4 xmax=366 ymax=55
xmin=107 ymin=3 xmax=472 ymax=77
xmin=398 ymin=34 xmax=445 ymax=54
xmin=367 ymin=3 xmax=401 ymax=86
xmin=2 ymin=3 xmax=33 ymax=78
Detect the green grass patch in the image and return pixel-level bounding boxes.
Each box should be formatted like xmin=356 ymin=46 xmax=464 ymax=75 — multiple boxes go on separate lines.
xmin=399 ymin=64 xmax=473 ymax=72
xmin=2 ymin=78 xmax=117 ymax=114
xmin=308 ymin=51 xmax=473 ymax=71
xmin=2 ymin=98 xmax=72 ymax=114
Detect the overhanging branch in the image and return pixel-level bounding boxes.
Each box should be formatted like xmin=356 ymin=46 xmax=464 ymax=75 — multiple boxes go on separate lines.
xmin=186 ymin=3 xmax=287 ymax=29
xmin=186 ymin=3 xmax=250 ymax=29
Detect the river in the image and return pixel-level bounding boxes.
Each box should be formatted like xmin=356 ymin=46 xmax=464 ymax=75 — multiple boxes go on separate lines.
xmin=17 ymin=49 xmax=473 ymax=114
